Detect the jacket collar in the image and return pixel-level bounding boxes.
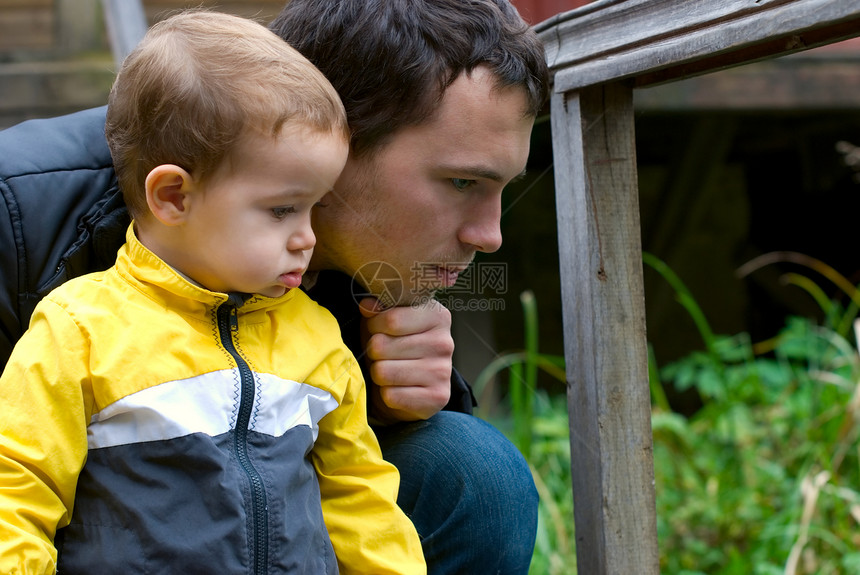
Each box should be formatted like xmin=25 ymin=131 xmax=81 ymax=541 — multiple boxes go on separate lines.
xmin=114 ymin=224 xmax=293 ymax=315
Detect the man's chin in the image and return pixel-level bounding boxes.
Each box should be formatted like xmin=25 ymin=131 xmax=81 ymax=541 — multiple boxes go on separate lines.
xmin=365 ymin=284 xmax=439 ymax=309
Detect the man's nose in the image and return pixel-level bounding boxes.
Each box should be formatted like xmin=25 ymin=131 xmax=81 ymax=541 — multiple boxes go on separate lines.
xmin=459 ymin=195 xmax=503 ymax=253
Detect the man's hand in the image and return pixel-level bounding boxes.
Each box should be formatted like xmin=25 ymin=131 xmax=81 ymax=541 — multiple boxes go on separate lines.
xmin=359 ymin=297 xmax=454 ymax=423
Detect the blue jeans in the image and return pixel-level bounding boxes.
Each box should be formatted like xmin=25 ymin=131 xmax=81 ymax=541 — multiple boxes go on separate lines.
xmin=376 ymin=411 xmax=538 ymax=575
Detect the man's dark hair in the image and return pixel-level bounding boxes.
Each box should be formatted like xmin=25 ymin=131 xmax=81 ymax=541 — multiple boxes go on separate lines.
xmin=269 ymin=0 xmax=550 ymax=157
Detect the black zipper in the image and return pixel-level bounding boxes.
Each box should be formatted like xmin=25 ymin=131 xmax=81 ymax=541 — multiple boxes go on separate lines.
xmin=217 ymin=302 xmax=268 ymax=574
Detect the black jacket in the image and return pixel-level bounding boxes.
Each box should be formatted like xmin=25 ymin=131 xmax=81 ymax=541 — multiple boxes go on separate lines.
xmin=0 ymin=107 xmax=474 ymax=414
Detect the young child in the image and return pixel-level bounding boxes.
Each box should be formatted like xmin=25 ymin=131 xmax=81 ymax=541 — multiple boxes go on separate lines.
xmin=0 ymin=11 xmax=425 ymax=575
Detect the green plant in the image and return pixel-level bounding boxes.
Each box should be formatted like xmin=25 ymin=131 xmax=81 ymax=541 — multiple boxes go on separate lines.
xmin=479 ymin=253 xmax=860 ymax=574
xmin=474 ymin=291 xmax=573 ymax=575
xmin=648 ymin=252 xmax=860 ymax=574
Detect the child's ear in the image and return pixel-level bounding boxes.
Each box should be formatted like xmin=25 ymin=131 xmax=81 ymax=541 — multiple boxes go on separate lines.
xmin=145 ymin=165 xmax=195 ymax=225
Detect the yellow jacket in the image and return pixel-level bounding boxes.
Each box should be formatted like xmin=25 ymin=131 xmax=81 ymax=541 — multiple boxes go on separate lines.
xmin=0 ymin=226 xmax=425 ymax=574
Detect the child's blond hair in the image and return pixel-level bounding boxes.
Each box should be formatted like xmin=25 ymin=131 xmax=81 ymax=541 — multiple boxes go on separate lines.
xmin=106 ymin=10 xmax=349 ymax=218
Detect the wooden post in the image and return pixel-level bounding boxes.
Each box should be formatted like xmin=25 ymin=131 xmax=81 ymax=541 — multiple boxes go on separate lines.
xmin=551 ymin=81 xmax=659 ymax=573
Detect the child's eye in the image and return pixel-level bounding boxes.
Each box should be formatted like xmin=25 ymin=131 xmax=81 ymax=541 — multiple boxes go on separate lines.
xmin=451 ymin=178 xmax=476 ymax=192
xmin=271 ymin=206 xmax=295 ymax=220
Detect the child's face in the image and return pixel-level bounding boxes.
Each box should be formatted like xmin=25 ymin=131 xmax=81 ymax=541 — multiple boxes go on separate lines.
xmin=181 ymin=125 xmax=348 ymax=298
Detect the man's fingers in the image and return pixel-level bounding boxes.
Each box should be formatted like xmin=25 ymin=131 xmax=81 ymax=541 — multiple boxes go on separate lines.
xmin=369 ymin=357 xmax=452 ymax=391
xmin=362 ymin=299 xmax=451 ymax=336
xmin=358 ymin=296 xmax=383 ymax=318
xmin=364 ymin=331 xmax=454 ymax=361
xmin=359 ymin=297 xmax=454 ymax=422
xmin=371 ymin=373 xmax=452 ymax=419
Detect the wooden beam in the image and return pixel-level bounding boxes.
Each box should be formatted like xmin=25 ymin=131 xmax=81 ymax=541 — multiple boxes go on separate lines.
xmin=550 ymin=81 xmax=658 ymax=574
xmin=536 ymin=0 xmax=860 ymax=91
xmin=634 ymin=54 xmax=860 ymax=110
xmin=0 ymin=60 xmax=114 ymax=120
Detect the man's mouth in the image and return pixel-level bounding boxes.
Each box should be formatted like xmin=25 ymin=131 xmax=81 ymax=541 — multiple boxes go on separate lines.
xmin=436 ymin=264 xmax=469 ymax=288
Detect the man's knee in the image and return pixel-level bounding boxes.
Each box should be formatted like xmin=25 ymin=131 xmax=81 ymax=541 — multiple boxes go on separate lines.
xmin=377 ymin=411 xmax=538 ymax=574
xmin=378 ymin=410 xmax=535 ymax=494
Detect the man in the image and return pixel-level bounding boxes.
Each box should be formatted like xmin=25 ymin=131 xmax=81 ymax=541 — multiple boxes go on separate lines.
xmin=0 ymin=0 xmax=550 ymax=572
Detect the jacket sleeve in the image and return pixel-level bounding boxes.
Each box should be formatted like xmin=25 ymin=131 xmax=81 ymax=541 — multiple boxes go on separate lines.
xmin=0 ymin=107 xmax=129 ymax=370
xmin=0 ymin=298 xmax=93 ymax=575
xmin=308 ymin=350 xmax=426 ymax=575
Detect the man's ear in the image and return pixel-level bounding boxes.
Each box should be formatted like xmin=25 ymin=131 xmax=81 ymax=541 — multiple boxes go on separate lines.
xmin=145 ymin=165 xmax=195 ymax=225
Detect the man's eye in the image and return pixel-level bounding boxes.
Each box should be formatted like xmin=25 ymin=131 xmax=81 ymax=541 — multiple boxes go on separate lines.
xmin=315 ymin=191 xmax=332 ymax=208
xmin=451 ymin=178 xmax=475 ymax=191
xmin=271 ymin=206 xmax=295 ymax=219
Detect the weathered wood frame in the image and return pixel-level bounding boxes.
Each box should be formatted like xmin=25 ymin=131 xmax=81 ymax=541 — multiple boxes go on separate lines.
xmin=535 ymin=1 xmax=860 ymax=572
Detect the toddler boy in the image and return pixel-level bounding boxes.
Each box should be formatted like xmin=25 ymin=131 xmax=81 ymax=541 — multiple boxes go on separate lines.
xmin=0 ymin=10 xmax=424 ymax=575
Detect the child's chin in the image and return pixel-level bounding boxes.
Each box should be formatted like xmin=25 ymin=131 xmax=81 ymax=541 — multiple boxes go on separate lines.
xmin=260 ymin=286 xmax=289 ymax=298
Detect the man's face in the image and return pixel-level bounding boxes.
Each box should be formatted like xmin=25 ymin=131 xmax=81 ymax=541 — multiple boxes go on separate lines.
xmin=311 ymin=65 xmax=535 ymax=305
